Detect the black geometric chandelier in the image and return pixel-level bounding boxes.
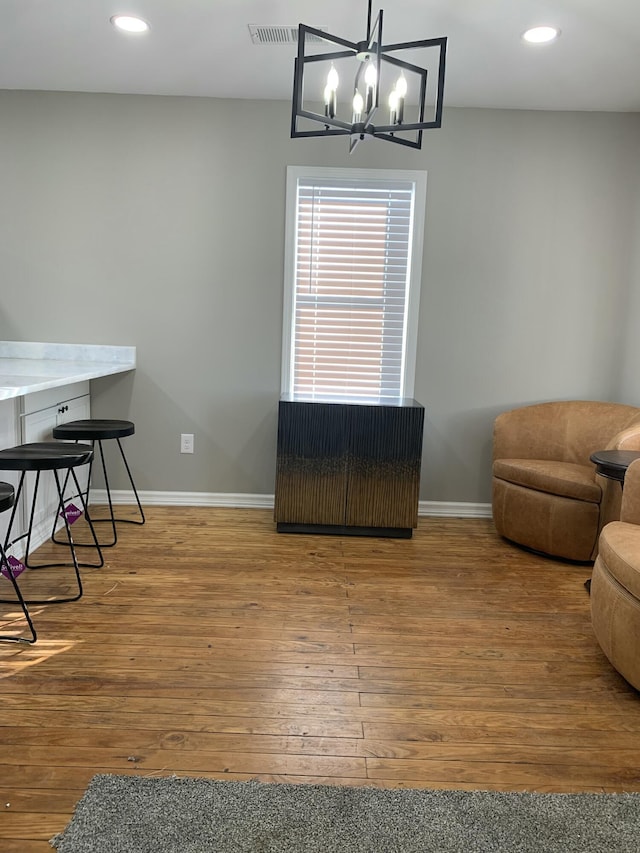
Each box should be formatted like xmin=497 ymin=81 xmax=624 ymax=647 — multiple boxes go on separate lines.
xmin=291 ymin=0 xmax=447 ymax=152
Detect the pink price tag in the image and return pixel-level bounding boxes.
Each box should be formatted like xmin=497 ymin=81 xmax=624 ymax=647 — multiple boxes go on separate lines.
xmin=1 ymin=555 xmax=26 ymax=580
xmin=60 ymin=502 xmax=83 ymax=525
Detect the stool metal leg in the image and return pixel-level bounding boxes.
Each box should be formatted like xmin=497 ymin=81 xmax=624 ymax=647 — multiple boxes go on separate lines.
xmin=0 ymin=540 xmax=37 ymax=644
xmin=92 ymin=438 xmax=145 ymax=546
xmin=6 ymin=470 xmax=83 ymax=603
xmin=65 ymin=438 xmax=145 ymax=547
xmin=115 ymin=437 xmax=146 ymax=526
xmin=93 ymin=439 xmax=117 ymax=546
xmin=50 ymin=464 xmax=104 ymax=567
xmin=2 ymin=468 xmax=103 ymax=606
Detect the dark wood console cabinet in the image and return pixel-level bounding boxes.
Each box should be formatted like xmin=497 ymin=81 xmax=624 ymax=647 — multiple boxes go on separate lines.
xmin=274 ymin=396 xmax=425 ymax=538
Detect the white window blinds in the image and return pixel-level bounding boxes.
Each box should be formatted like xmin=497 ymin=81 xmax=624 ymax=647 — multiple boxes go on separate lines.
xmin=282 ymin=168 xmax=427 ymax=402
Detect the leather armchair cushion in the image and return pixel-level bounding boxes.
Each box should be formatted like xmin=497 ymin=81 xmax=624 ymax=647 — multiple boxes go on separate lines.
xmin=493 ymin=459 xmax=600 ymax=503
xmin=597 ymin=521 xmax=640 ymax=600
xmin=590 ymin=459 xmax=640 ymax=691
xmin=591 ymin=554 xmax=640 ymax=691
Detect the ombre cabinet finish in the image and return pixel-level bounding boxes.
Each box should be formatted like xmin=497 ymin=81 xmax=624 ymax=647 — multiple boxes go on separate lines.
xmin=274 ymin=396 xmax=425 ymax=538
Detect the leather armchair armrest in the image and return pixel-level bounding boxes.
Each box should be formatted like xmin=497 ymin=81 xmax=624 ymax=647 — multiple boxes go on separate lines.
xmin=609 ymin=423 xmax=640 ymax=451
xmin=620 ymin=459 xmax=640 ymax=524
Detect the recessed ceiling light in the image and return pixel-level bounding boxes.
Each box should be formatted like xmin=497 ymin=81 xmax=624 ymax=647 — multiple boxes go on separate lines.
xmin=522 ymin=26 xmax=560 ymax=44
xmin=111 ymin=15 xmax=150 ymax=33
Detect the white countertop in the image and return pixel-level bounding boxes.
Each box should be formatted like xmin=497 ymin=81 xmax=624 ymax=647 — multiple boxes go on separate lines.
xmin=0 ymin=341 xmax=136 ymax=400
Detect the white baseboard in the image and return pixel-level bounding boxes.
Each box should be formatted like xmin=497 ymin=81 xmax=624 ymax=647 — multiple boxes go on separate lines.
xmin=418 ymin=500 xmax=492 ymax=518
xmin=90 ymin=490 xmax=492 ymax=519
xmin=89 ymin=489 xmax=274 ymax=509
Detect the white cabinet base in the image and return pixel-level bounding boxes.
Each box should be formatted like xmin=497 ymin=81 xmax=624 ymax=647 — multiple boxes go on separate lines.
xmin=0 ymin=399 xmax=19 ymax=553
xmin=15 ymin=384 xmax=91 ymax=557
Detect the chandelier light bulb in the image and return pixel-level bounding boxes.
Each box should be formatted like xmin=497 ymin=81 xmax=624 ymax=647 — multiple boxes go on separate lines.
xmin=364 ymin=61 xmax=377 ymax=112
xmin=327 ymin=64 xmax=339 ymax=91
xmin=392 ymin=73 xmax=407 ymax=123
xmin=388 ymin=89 xmax=399 ymax=124
xmin=324 ymin=84 xmax=335 ymax=118
xmin=388 ymin=90 xmax=399 ymax=109
xmin=364 ymin=62 xmax=377 ymax=88
xmin=324 ymin=65 xmax=339 ymax=119
xmin=352 ymin=91 xmax=365 ymax=120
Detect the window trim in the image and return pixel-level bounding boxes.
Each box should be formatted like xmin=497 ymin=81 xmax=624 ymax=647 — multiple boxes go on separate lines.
xmin=281 ymin=165 xmax=427 ymax=400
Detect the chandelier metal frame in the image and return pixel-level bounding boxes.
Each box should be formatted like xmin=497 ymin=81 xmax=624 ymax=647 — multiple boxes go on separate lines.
xmin=290 ymin=1 xmax=447 ymax=152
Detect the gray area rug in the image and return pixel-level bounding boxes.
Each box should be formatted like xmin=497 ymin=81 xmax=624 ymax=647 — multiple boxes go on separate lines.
xmin=50 ymin=774 xmax=640 ymax=852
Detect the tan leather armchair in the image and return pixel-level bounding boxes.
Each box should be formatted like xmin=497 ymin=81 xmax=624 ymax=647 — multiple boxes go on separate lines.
xmin=591 ymin=458 xmax=640 ymax=690
xmin=492 ymin=401 xmax=640 ymax=561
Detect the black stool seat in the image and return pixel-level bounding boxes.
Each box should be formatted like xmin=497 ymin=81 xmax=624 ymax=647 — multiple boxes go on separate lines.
xmin=0 ymin=442 xmax=93 ymax=471
xmin=0 ymin=481 xmax=13 ymax=513
xmin=53 ymin=420 xmax=135 ymax=441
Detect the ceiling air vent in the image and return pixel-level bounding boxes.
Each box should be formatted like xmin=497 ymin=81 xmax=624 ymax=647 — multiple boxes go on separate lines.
xmin=248 ymin=25 xmax=327 ymax=45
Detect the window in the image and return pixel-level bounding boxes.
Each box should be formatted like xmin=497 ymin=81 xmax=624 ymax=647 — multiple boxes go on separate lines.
xmin=282 ymin=166 xmax=427 ymax=401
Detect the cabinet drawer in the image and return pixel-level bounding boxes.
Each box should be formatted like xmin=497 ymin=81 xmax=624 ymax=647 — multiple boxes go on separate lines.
xmin=22 ymin=381 xmax=91 ymax=415
xmin=274 ymin=401 xmax=349 ymax=526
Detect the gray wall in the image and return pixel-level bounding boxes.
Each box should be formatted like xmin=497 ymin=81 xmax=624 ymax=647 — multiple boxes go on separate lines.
xmin=618 ymin=160 xmax=640 ymax=404
xmin=1 ymin=91 xmax=639 ymax=503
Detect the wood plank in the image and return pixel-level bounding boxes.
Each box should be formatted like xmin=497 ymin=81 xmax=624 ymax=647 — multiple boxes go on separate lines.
xmin=2 ymin=688 xmax=637 ymax=719
xmin=0 ymin=841 xmax=59 ymax=853
xmin=364 ymin=757 xmax=640 ymax=788
xmin=0 ymin=727 xmax=363 ymax=757
xmin=1 ymin=744 xmax=368 ymax=778
xmin=2 ymin=709 xmax=364 ymax=739
xmin=0 ymin=633 xmax=608 ymax=662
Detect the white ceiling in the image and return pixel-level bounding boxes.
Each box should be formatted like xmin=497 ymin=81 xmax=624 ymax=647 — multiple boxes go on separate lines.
xmin=1 ymin=0 xmax=640 ymax=112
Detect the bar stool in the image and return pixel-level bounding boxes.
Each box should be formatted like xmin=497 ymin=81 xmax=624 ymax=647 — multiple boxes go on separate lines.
xmin=0 ymin=442 xmax=103 ymax=608
xmin=0 ymin=481 xmax=37 ymax=644
xmin=52 ymin=419 xmax=144 ymax=547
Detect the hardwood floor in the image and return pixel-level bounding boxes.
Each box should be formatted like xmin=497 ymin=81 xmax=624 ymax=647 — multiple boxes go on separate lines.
xmin=1 ymin=506 xmax=640 ymax=850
